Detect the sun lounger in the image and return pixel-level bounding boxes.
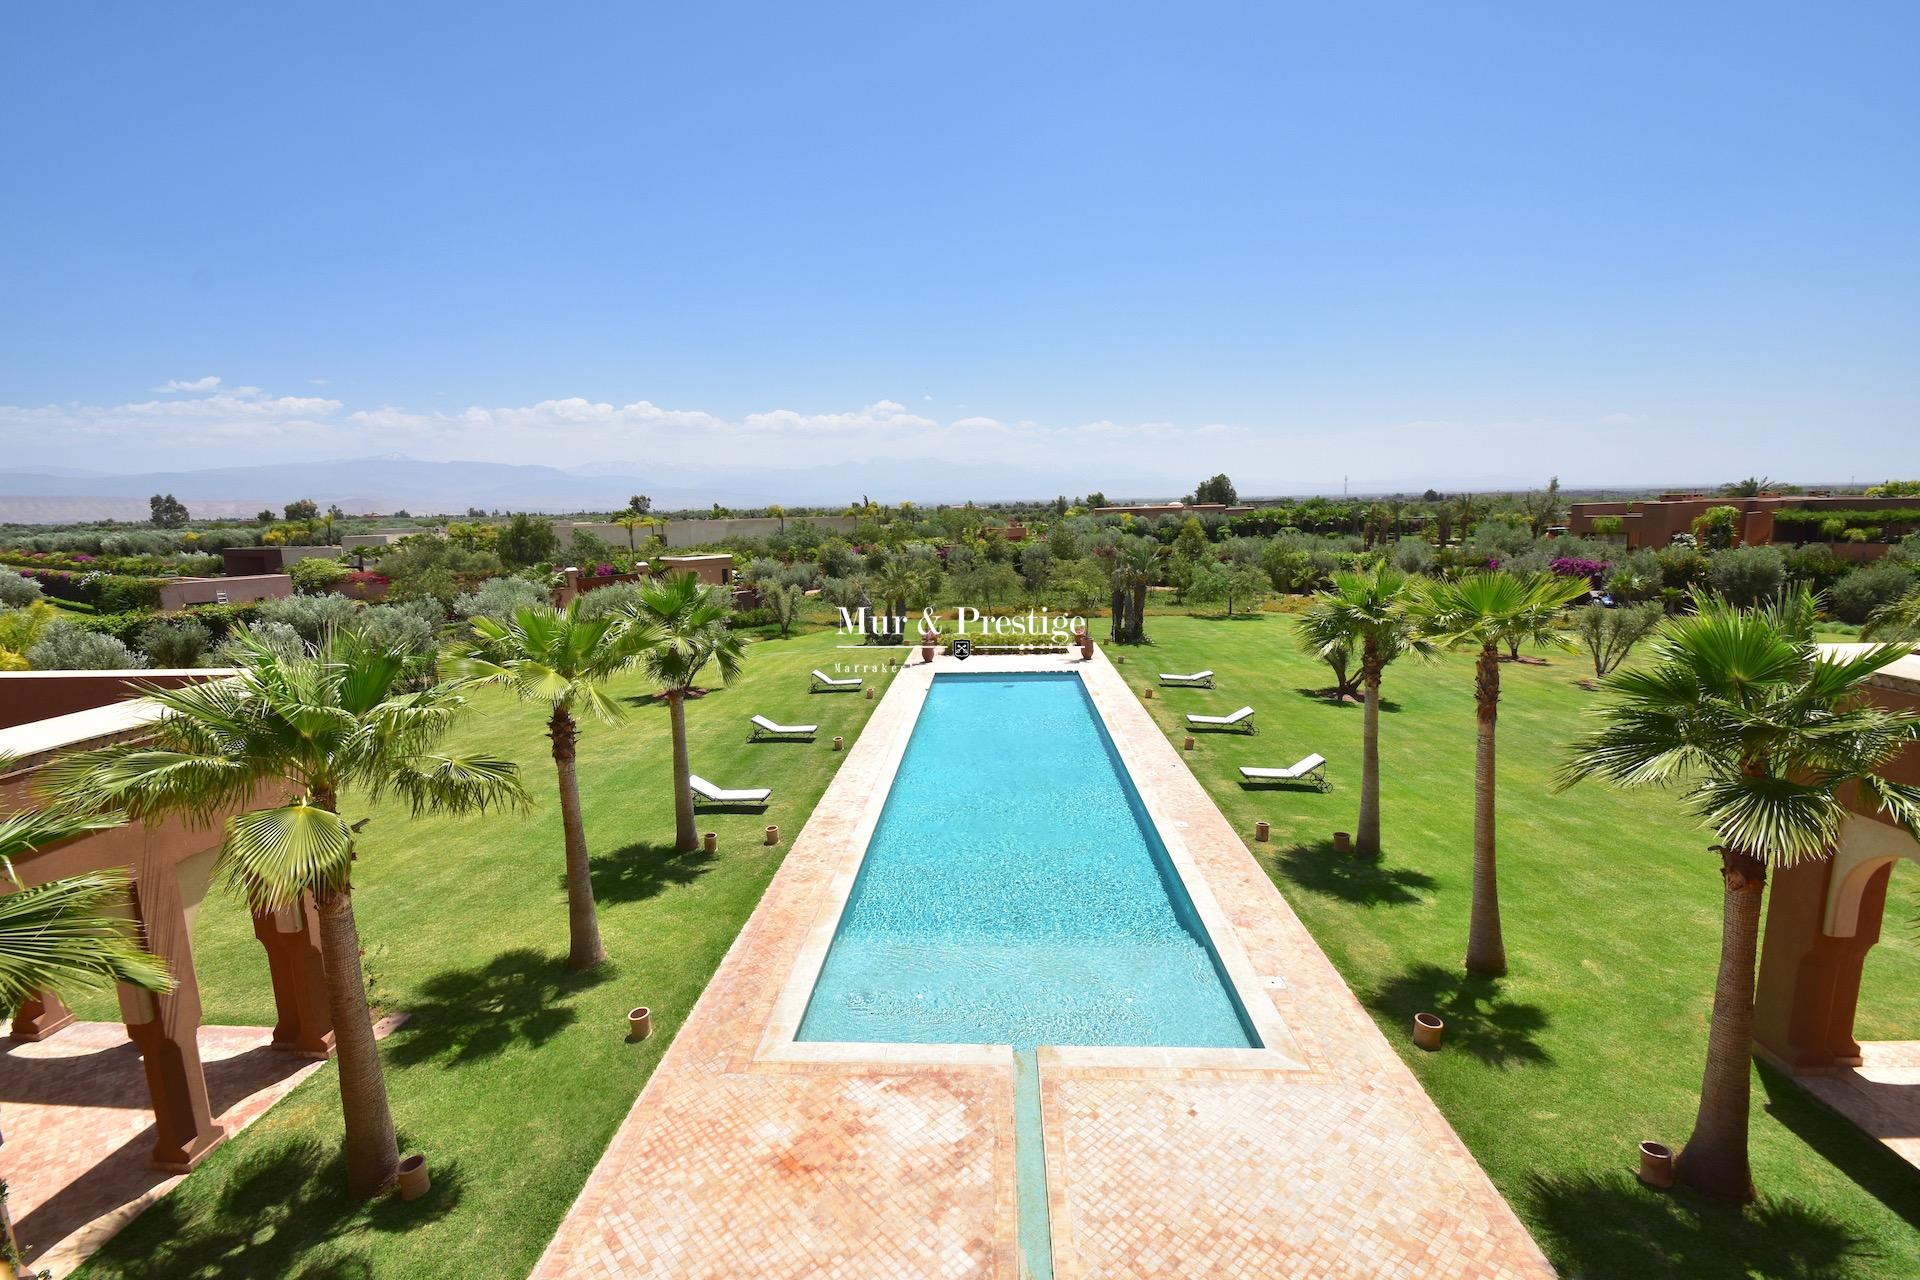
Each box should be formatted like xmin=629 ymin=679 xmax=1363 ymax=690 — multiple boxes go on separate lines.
xmin=750 ymin=714 xmax=818 ymax=741
xmin=689 ymin=773 xmax=772 ymax=809
xmin=810 ymin=669 xmax=862 ymax=692
xmin=1159 ymin=669 xmax=1214 ymax=688
xmin=1186 ymin=705 xmax=1256 ymax=734
xmin=1239 ymin=754 xmax=1330 ymax=791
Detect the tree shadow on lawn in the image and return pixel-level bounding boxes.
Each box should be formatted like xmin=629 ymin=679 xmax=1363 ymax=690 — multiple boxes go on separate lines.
xmin=1289 ymin=688 xmax=1403 ymax=712
xmin=1758 ymin=1063 xmax=1920 ymax=1232
xmin=1525 ymin=1169 xmax=1870 ymax=1280
xmin=1274 ymin=840 xmax=1436 ymax=907
xmin=387 ymin=947 xmax=612 ymax=1068
xmin=586 ymin=840 xmax=717 ymax=904
xmin=85 ymin=1133 xmax=466 ymax=1280
xmin=1367 ymin=961 xmax=1552 ymax=1068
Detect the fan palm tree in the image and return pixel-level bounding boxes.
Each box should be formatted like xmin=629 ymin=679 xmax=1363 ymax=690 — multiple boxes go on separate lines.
xmin=611 ymin=513 xmax=649 ymax=556
xmin=1 ymin=790 xmax=170 ymax=1009
xmin=1296 ymin=564 xmax=1431 ymax=855
xmin=1115 ymin=537 xmax=1163 ymax=644
xmin=626 ymin=574 xmax=746 ymax=853
xmin=1559 ymin=593 xmax=1920 ymax=1201
xmin=1863 ymin=589 xmax=1920 ymax=643
xmin=1410 ymin=571 xmax=1589 ymax=975
xmin=455 ymin=603 xmax=658 ymax=969
xmin=49 ymin=631 xmax=526 ymax=1198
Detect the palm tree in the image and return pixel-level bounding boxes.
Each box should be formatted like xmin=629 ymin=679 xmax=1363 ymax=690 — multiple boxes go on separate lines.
xmin=455 ymin=603 xmax=658 ymax=969
xmin=1 ymin=791 xmax=171 ymax=1009
xmin=626 ymin=574 xmax=746 ymax=854
xmin=1560 ymin=592 xmax=1920 ymax=1201
xmin=1296 ymin=565 xmax=1430 ymax=855
xmin=51 ymin=632 xmax=526 ymax=1198
xmin=873 ymin=555 xmax=928 ymax=633
xmin=1115 ymin=537 xmax=1162 ymax=644
xmin=1410 ymin=571 xmax=1589 ymax=975
xmin=1863 ymin=589 xmax=1920 ymax=643
xmin=612 ymin=513 xmax=648 ymax=557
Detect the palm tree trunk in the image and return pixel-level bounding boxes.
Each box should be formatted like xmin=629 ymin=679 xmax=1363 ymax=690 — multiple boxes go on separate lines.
xmin=549 ymin=705 xmax=606 ymax=970
xmin=1109 ymin=586 xmax=1127 ymax=644
xmin=1464 ymin=645 xmax=1506 ymax=976
xmin=1679 ymin=846 xmax=1765 ymax=1202
xmin=313 ymin=884 xmax=399 ymax=1198
xmin=1356 ymin=647 xmax=1384 ymax=856
xmin=668 ymin=691 xmax=697 ymax=853
xmin=1130 ymin=583 xmax=1148 ymax=643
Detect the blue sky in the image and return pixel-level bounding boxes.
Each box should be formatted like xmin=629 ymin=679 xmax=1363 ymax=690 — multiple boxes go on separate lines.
xmin=2 ymin=2 xmax=1914 ymax=495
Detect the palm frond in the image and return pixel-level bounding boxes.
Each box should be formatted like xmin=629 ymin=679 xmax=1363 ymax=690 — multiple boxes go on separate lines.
xmin=214 ymin=801 xmax=355 ymax=910
xmin=0 ymin=871 xmax=172 ymax=1006
xmin=383 ymin=753 xmax=530 ymax=818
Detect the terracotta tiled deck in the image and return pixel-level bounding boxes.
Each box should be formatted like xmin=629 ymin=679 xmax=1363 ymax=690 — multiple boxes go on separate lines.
xmin=1794 ymin=1040 xmax=1920 ymax=1173
xmin=533 ymin=648 xmax=1552 ymax=1278
xmin=0 ymin=1022 xmax=324 ymax=1277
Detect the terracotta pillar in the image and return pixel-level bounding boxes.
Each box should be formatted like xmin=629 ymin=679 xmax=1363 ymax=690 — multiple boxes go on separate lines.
xmin=252 ymin=898 xmax=334 ymax=1058
xmin=9 ymin=989 xmax=75 ymax=1041
xmin=122 ymin=865 xmax=224 ymax=1172
xmin=1753 ymin=859 xmax=1890 ymax=1073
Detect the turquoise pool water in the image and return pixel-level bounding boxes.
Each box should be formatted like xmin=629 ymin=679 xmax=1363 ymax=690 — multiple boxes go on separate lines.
xmin=797 ymin=672 xmax=1258 ymax=1050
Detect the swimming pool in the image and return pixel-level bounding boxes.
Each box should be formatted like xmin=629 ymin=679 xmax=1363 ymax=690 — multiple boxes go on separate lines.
xmin=796 ymin=672 xmax=1259 ymax=1050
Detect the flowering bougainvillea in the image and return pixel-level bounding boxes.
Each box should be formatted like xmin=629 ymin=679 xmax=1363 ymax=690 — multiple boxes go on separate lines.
xmin=1549 ymin=556 xmax=1612 ymax=583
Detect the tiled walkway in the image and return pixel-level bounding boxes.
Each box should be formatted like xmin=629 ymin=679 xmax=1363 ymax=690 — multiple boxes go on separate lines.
xmin=1796 ymin=1040 xmax=1920 ymax=1172
xmin=533 ymin=649 xmax=1553 ymax=1278
xmin=0 ymin=1022 xmax=323 ymax=1277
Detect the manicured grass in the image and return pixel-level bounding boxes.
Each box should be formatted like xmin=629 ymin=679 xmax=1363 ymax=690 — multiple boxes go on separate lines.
xmin=1127 ymin=611 xmax=1920 ymax=1279
xmin=69 ymin=629 xmax=897 ymax=1279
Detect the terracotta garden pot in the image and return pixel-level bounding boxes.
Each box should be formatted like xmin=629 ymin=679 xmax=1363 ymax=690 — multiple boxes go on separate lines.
xmin=1183 ymin=735 xmax=1195 ymax=751
xmin=629 ymin=1007 xmax=653 ymax=1041
xmin=865 ymin=687 xmax=874 ymax=700
xmin=1143 ymin=687 xmax=1154 ymax=699
xmin=1333 ymin=831 xmax=1352 ymax=854
xmin=1255 ymin=820 xmax=1270 ymax=843
xmin=765 ymin=824 xmax=779 ymax=846
xmin=703 ymin=832 xmax=717 ymax=854
xmin=397 ymin=1153 xmax=430 ymax=1201
xmin=1637 ymin=1141 xmax=1675 ymax=1189
xmin=832 ymin=735 xmax=844 ymax=751
xmin=1412 ymin=1012 xmax=1444 ymax=1051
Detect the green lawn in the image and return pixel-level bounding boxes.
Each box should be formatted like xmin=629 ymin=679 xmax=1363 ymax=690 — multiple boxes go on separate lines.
xmin=69 ymin=628 xmax=897 ymax=1279
xmin=1127 ymin=611 xmax=1920 ymax=1280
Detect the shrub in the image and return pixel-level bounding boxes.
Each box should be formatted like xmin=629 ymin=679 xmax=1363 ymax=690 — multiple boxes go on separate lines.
xmin=1589 ymin=515 xmax=1625 ymax=536
xmin=1706 ymin=545 xmax=1785 ymax=606
xmin=576 ymin=582 xmax=647 ymax=620
xmin=1655 ymin=545 xmax=1709 ymax=591
xmin=217 ymin=621 xmax=306 ymax=664
xmin=353 ymin=603 xmax=439 ymax=658
xmin=1574 ymin=603 xmax=1664 ymax=677
xmin=1781 ymin=544 xmax=1848 ymax=593
xmin=453 ymin=575 xmax=551 ymax=621
xmin=289 ymin=556 xmax=351 ymax=595
xmin=1692 ymin=505 xmax=1742 ymax=550
xmin=255 ymin=593 xmax=360 ymax=642
xmin=1828 ymin=562 xmax=1916 ymax=625
xmin=0 ymin=602 xmax=58 ymax=661
xmin=1549 ymin=556 xmax=1611 ymax=583
xmin=0 ymin=571 xmax=41 ymax=608
xmin=27 ymin=620 xmax=147 ymax=670
xmin=138 ymin=618 xmax=213 ymax=668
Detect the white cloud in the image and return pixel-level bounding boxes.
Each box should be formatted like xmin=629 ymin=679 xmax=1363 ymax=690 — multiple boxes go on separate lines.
xmin=156 ymin=375 xmax=221 ymax=393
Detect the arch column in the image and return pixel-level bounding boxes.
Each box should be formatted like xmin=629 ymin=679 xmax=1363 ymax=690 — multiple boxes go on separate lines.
xmin=252 ymin=896 xmax=334 ymax=1058
xmin=8 ymin=989 xmax=75 ymax=1041
xmin=121 ymin=862 xmax=224 ymax=1172
xmin=1753 ymin=858 xmax=1889 ymax=1072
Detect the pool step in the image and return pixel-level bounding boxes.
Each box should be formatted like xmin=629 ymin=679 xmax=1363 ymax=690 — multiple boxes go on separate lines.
xmin=1012 ymin=1047 xmax=1055 ymax=1280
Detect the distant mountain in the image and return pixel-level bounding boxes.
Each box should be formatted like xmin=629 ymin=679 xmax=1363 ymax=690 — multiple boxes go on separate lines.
xmin=0 ymin=455 xmax=1168 ymax=522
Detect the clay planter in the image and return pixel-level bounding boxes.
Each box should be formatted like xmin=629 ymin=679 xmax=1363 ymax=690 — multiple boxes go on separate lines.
xmin=1255 ymin=820 xmax=1270 ymax=843
xmin=1332 ymin=831 xmax=1353 ymax=854
xmin=397 ymin=1153 xmax=430 ymax=1201
xmin=865 ymin=687 xmax=874 ymax=700
xmin=765 ymin=824 xmax=779 ymax=846
xmin=922 ymin=633 xmax=938 ymax=664
xmin=1143 ymin=687 xmax=1154 ymax=700
xmin=629 ymin=1006 xmax=653 ymax=1041
xmin=1637 ymin=1141 xmax=1675 ymax=1189
xmin=1183 ymin=735 xmax=1195 ymax=751
xmin=703 ymin=831 xmax=717 ymax=854
xmin=832 ymin=735 xmax=844 ymax=752
xmin=1412 ymin=1012 xmax=1444 ymax=1051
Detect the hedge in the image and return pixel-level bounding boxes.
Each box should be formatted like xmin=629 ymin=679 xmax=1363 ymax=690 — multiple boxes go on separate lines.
xmin=73 ymin=601 xmax=263 ymax=647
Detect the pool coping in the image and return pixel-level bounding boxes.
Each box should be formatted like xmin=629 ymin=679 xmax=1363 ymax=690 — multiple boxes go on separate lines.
xmin=754 ymin=650 xmax=1305 ymax=1073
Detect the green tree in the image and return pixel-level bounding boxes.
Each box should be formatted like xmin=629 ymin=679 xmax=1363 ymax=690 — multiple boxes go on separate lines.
xmin=52 ymin=633 xmax=526 ymax=1197
xmin=289 ymin=556 xmax=350 ymax=595
xmin=1560 ymin=594 xmax=1920 ymax=1201
xmin=497 ymin=513 xmax=559 ymax=568
xmin=1410 ymin=571 xmax=1589 ymax=974
xmin=456 ymin=604 xmax=657 ymax=969
xmin=149 ymin=493 xmax=189 ymax=528
xmin=1193 ymin=474 xmax=1237 ymax=506
xmin=283 ymin=498 xmax=320 ymax=523
xmin=765 ymin=582 xmax=806 ymax=639
xmin=1863 ymin=589 xmax=1920 ymax=641
xmin=1297 ymin=565 xmax=1429 ymax=854
xmin=1114 ymin=537 xmax=1162 ymax=644
xmin=1573 ymin=602 xmax=1663 ymax=678
xmin=627 ymin=575 xmax=746 ymax=853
